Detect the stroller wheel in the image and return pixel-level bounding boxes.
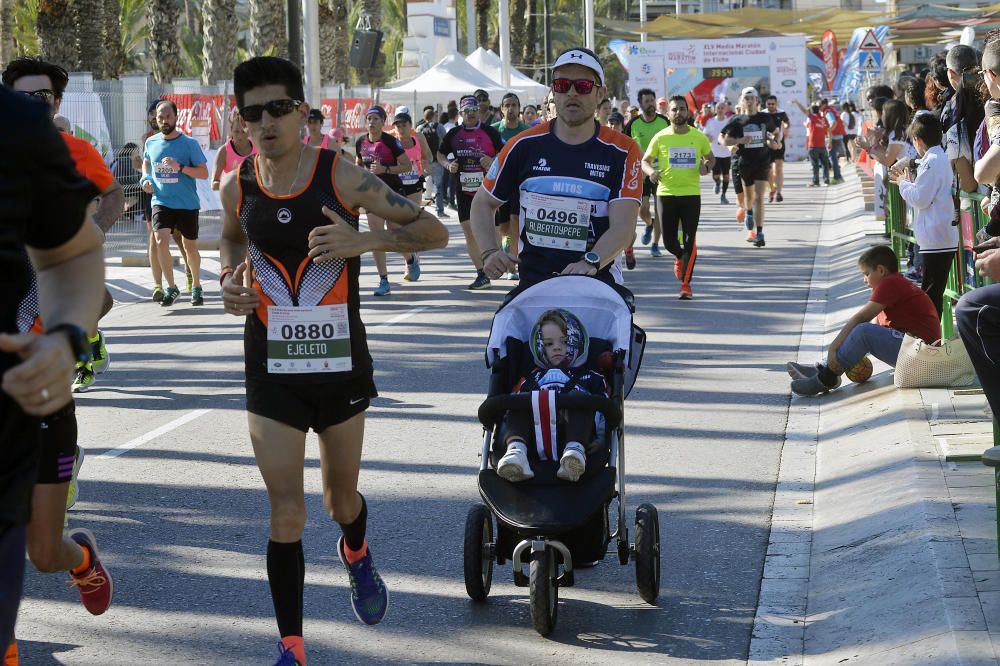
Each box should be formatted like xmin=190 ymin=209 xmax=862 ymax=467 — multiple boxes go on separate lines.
xmin=463 ymin=504 xmax=494 ymax=601
xmin=634 ymin=503 xmax=661 ymax=604
xmin=530 ymin=546 xmax=559 ymax=636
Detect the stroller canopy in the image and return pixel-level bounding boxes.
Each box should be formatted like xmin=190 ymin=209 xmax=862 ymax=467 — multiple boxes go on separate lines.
xmin=486 ymin=276 xmax=639 ymax=372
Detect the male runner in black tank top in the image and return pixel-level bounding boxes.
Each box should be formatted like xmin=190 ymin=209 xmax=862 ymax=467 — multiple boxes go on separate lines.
xmin=218 ymin=57 xmax=447 ymax=666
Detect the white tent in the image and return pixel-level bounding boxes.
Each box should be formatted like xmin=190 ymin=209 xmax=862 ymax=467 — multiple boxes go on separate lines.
xmin=380 ymin=53 xmax=507 ymax=108
xmin=465 ymin=48 xmax=549 ymax=102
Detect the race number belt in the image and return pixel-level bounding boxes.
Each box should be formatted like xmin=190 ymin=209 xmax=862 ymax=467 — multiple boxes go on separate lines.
xmin=522 ymin=191 xmax=590 ymax=252
xmin=459 ymin=171 xmax=483 ymax=192
xmin=668 ymin=147 xmax=697 ymax=168
xmin=266 ymin=304 xmax=351 ymax=374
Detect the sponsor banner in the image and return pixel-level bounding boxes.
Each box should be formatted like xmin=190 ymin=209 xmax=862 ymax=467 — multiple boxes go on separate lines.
xmin=822 ymin=30 xmax=839 ymax=91
xmin=59 ymin=91 xmax=114 ymax=162
xmin=627 ymin=56 xmax=666 ymax=106
xmin=320 ymin=98 xmax=398 ymax=135
xmin=162 ymin=93 xmax=233 ymax=147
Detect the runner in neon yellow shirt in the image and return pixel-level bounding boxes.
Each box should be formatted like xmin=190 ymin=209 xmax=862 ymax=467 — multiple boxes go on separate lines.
xmin=642 ymin=96 xmax=714 ymax=300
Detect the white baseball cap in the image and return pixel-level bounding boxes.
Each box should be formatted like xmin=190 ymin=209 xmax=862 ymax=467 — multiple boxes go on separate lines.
xmin=396 ymin=105 xmax=410 ymax=115
xmin=551 ymin=47 xmax=605 ymax=85
xmin=741 ymin=86 xmax=759 ymax=98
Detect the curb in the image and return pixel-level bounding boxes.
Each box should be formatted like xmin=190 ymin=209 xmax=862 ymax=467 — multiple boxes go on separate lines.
xmin=748 ymin=171 xmax=998 ymax=665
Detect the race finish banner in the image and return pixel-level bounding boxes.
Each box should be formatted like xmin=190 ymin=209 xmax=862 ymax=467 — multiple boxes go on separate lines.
xmin=610 ymin=36 xmax=808 ymax=160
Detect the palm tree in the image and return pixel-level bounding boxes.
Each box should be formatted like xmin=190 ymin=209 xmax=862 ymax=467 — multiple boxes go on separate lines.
xmin=510 ymin=0 xmax=525 ymax=67
xmin=75 ymin=0 xmax=106 ymax=75
xmin=36 ymin=0 xmax=78 ymax=69
xmin=202 ymin=0 xmax=237 ymax=83
xmin=249 ymin=0 xmax=286 ymax=58
xmin=475 ymin=0 xmax=490 ymax=49
xmin=523 ymin=0 xmax=537 ymax=66
xmin=103 ymin=0 xmax=125 ymax=78
xmin=331 ymin=0 xmax=350 ymax=85
xmin=0 ymin=0 xmax=16 ymax=64
xmin=148 ymin=0 xmax=182 ymax=82
xmin=10 ymin=0 xmax=39 ymax=56
xmin=318 ymin=0 xmax=336 ymax=84
xmin=116 ymin=0 xmax=149 ymax=74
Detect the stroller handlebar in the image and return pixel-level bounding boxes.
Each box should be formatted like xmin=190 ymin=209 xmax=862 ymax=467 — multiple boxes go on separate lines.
xmin=477 ymin=392 xmax=623 ymax=430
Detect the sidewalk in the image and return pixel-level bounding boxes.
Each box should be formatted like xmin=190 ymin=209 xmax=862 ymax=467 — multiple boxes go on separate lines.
xmin=749 ymin=166 xmax=1000 ymax=665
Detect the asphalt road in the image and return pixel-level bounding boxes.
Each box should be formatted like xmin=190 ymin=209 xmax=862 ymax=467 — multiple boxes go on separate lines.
xmin=16 ymin=162 xmax=826 ymax=665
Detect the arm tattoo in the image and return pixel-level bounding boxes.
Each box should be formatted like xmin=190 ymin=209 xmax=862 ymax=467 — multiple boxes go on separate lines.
xmin=357 ymin=169 xmax=418 ymax=214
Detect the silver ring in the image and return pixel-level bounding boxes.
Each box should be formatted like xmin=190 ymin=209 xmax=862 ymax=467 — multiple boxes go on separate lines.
xmin=40 ymin=387 xmax=50 ymax=401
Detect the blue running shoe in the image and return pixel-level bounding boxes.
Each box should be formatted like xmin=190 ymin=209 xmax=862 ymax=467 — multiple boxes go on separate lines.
xmin=273 ymin=642 xmax=300 ymax=666
xmin=338 ymin=537 xmax=389 ymax=625
xmin=641 ymin=225 xmax=652 ymax=246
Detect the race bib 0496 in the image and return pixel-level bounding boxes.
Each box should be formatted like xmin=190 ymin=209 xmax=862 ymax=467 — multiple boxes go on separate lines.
xmin=521 ymin=191 xmax=591 ymax=252
xmin=266 ymin=305 xmax=351 ymax=374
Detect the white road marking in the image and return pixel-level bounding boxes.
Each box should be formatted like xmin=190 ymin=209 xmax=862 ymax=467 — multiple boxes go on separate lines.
xmin=370 ymin=306 xmax=432 ymax=331
xmin=96 ymin=409 xmax=213 ymax=459
xmin=930 ymin=402 xmax=939 ymax=421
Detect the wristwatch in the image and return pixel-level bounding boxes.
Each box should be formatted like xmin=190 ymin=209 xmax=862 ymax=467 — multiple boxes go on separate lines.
xmin=46 ymin=323 xmax=91 ymax=364
xmin=583 ymin=251 xmax=601 ymax=269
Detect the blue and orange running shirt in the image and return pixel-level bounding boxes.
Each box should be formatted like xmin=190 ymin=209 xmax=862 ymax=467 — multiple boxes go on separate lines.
xmin=482 ymin=119 xmax=643 ymax=288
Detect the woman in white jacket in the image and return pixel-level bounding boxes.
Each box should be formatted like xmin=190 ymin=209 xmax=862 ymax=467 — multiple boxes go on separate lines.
xmin=890 ymin=113 xmax=957 ymax=319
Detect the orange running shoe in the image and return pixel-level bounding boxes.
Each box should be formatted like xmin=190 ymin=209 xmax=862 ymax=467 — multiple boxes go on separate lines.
xmin=736 ymin=207 xmax=746 ymax=224
xmin=4 ymin=641 xmax=17 ymax=666
xmin=674 ymin=258 xmax=682 ymax=279
xmin=746 ymin=229 xmax=757 ymax=243
xmin=679 ymin=283 xmax=693 ymax=300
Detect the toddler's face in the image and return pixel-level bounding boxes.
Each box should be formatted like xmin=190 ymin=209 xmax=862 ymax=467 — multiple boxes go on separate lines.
xmin=541 ymin=322 xmax=568 ymax=367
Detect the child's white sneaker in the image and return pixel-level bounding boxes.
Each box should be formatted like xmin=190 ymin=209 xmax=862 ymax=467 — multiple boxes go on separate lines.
xmin=557 ymin=443 xmax=586 ymax=482
xmin=497 ymin=443 xmax=534 ymax=482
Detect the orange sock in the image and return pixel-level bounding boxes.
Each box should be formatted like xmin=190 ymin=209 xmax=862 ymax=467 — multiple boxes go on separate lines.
xmin=343 ymin=540 xmax=368 ymax=565
xmin=280 ymin=635 xmax=306 ymax=665
xmin=4 ymin=641 xmax=18 ymax=666
xmin=70 ymin=544 xmax=91 ymax=575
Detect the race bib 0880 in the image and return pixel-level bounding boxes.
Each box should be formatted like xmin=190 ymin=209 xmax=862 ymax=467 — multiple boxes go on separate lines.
xmin=521 ymin=191 xmax=590 ymax=252
xmin=266 ymin=305 xmax=351 ymax=374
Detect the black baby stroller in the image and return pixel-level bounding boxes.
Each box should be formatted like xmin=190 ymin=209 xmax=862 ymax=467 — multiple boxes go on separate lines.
xmin=462 ymin=275 xmax=659 ymax=635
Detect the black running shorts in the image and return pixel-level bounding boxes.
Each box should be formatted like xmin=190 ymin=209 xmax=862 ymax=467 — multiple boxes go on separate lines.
xmin=457 ymin=193 xmax=474 ymax=222
xmin=36 ymin=402 xmax=77 ymax=485
xmin=246 ymin=374 xmax=378 ymax=433
xmin=712 ymin=156 xmax=731 ymax=176
xmin=642 ymin=176 xmax=654 ymax=198
xmin=741 ymin=161 xmax=771 ymax=186
xmin=400 ymin=179 xmax=424 ymax=197
xmin=771 ymin=146 xmax=786 ymax=161
xmin=152 ymin=205 xmax=199 ymax=240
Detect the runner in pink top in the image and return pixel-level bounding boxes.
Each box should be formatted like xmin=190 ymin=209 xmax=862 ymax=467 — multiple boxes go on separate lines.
xmin=211 ymin=113 xmax=256 ymax=190
xmin=389 ymin=111 xmax=434 ymax=283
xmin=305 ymin=108 xmax=332 ymax=149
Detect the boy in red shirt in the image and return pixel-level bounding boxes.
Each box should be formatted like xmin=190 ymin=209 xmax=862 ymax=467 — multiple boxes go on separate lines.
xmin=788 ymin=245 xmax=940 ymax=395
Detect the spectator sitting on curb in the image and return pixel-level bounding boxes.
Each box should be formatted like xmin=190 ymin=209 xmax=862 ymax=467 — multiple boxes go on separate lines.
xmin=889 ymin=113 xmax=957 ymax=320
xmin=787 ymin=245 xmax=940 ymax=396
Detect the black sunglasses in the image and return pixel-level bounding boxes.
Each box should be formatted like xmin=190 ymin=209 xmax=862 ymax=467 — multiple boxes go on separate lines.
xmin=239 ymin=99 xmax=303 ymax=122
xmin=19 ymin=89 xmax=56 ymax=104
xmin=552 ymin=78 xmax=597 ymax=95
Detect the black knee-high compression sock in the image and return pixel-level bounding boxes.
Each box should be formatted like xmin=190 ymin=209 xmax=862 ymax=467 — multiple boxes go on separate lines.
xmin=338 ymin=493 xmax=368 ymax=552
xmin=267 ymin=540 xmax=304 ymax=637
xmin=722 ymin=180 xmax=729 ymax=196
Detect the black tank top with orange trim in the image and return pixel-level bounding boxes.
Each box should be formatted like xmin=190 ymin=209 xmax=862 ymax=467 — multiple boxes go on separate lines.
xmin=239 ymin=148 xmax=372 ymax=383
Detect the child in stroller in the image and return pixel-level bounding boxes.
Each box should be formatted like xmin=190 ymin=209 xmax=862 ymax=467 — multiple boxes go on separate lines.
xmin=496 ymin=308 xmax=609 ymax=483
